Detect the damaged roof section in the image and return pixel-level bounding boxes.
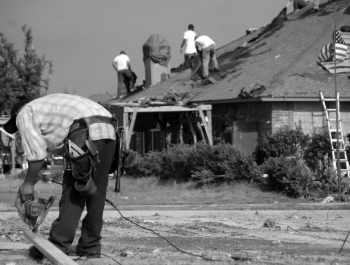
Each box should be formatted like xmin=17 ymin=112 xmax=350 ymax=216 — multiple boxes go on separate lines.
xmin=107 ymin=0 xmax=350 ymax=107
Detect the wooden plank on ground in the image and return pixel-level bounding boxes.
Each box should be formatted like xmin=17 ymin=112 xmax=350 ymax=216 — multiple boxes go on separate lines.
xmin=24 ymin=231 xmax=78 ymax=265
xmin=0 ymin=242 xmax=31 ymax=250
xmin=0 ymin=251 xmax=29 ymax=261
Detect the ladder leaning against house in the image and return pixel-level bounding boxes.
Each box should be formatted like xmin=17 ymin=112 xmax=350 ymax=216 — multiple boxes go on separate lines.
xmin=319 ymin=92 xmax=350 ymax=178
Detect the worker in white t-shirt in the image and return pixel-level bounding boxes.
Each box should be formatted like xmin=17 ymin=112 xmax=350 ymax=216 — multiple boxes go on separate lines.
xmin=195 ymin=35 xmax=219 ymax=78
xmin=180 ymin=24 xmax=198 ymax=71
xmin=112 ymin=51 xmax=135 ymax=98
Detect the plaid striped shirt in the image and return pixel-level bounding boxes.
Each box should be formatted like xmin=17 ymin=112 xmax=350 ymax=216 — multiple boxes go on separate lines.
xmin=16 ymin=94 xmax=116 ymax=161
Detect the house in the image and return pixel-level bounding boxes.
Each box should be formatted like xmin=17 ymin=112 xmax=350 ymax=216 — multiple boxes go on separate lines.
xmin=104 ymin=0 xmax=350 ymax=156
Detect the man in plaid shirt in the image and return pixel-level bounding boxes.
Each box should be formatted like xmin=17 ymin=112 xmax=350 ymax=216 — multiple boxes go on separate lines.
xmin=4 ymin=93 xmax=117 ymax=259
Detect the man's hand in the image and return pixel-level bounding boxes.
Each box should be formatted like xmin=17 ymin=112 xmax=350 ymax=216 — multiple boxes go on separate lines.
xmin=180 ymin=48 xmax=183 ymax=54
xmin=18 ymin=159 xmax=45 ymax=202
xmin=19 ymin=182 xmax=35 ymax=202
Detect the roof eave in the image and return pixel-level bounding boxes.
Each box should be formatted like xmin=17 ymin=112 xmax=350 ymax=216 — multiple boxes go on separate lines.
xmin=192 ymin=96 xmax=350 ymax=104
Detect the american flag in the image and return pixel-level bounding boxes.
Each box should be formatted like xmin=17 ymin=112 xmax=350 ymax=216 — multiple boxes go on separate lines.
xmin=334 ymin=27 xmax=346 ymax=45
xmin=317 ymin=43 xmax=334 ymax=63
xmin=317 ymin=28 xmax=348 ymax=63
xmin=333 ymin=27 xmax=347 ymax=62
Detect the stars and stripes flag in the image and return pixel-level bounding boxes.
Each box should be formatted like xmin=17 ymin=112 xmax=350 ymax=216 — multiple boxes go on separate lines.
xmin=317 ymin=27 xmax=348 ymax=63
xmin=333 ymin=27 xmax=347 ymax=62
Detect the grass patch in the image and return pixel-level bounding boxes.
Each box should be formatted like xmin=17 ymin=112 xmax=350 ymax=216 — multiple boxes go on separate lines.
xmin=106 ymin=176 xmax=304 ymax=205
xmin=0 ymin=175 xmax=303 ymax=206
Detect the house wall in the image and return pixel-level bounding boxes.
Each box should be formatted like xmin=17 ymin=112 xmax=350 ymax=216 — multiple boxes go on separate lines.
xmin=211 ymin=102 xmax=272 ymax=146
xmin=126 ymin=101 xmax=350 ymax=154
xmin=212 ymin=101 xmax=350 ymax=152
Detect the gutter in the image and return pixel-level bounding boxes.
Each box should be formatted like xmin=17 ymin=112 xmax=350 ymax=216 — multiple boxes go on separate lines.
xmin=192 ymin=97 xmax=350 ymax=105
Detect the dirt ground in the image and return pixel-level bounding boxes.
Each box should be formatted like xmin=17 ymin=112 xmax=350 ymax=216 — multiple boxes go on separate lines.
xmin=1 ymin=203 xmax=350 ymax=264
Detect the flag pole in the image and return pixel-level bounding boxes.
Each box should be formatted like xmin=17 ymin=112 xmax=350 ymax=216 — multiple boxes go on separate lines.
xmin=332 ymin=19 xmax=341 ymax=200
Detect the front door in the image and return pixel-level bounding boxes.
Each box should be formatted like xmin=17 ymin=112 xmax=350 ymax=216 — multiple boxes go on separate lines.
xmin=232 ymin=121 xmax=259 ymax=156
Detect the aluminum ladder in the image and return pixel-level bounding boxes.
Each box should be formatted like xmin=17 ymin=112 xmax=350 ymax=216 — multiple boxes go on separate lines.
xmin=320 ymin=92 xmax=350 ymax=177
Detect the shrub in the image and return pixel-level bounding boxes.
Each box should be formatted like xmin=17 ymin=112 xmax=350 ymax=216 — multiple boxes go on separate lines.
xmin=128 ymin=142 xmax=261 ymax=184
xmin=303 ymin=129 xmax=333 ymax=189
xmin=303 ymin=129 xmax=332 ymax=173
xmin=261 ymin=157 xmax=314 ymax=197
xmin=257 ymin=122 xmax=309 ymax=161
xmin=127 ymin=149 xmax=163 ymax=177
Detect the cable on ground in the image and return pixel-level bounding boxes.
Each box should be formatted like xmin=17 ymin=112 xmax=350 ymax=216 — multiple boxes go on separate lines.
xmin=42 ymin=178 xmax=218 ymax=262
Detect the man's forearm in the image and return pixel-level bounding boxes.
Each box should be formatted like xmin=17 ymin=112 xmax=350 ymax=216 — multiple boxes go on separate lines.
xmin=180 ymin=39 xmax=186 ymax=49
xmin=24 ymin=160 xmax=45 ymax=184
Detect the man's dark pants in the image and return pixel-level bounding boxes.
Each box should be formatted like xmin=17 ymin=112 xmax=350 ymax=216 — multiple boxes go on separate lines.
xmin=117 ymin=69 xmax=134 ymax=96
xmin=48 ymin=139 xmax=116 ymax=254
xmin=184 ymin=53 xmax=196 ymax=71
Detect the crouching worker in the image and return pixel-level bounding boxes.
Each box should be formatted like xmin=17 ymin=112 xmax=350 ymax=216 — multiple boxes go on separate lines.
xmin=194 ymin=35 xmax=219 ymax=79
xmin=3 ymin=94 xmax=118 ymax=259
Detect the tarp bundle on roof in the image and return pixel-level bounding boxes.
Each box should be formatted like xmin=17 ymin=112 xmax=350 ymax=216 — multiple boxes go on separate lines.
xmin=142 ymin=34 xmax=171 ymax=67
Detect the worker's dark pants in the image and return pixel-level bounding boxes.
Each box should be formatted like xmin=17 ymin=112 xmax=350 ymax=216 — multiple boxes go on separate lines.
xmin=117 ymin=69 xmax=134 ymax=96
xmin=184 ymin=53 xmax=196 ymax=71
xmin=48 ymin=139 xmax=116 ymax=254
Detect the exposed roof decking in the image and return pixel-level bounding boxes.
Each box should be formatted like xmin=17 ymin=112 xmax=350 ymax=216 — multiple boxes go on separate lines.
xmin=109 ymin=0 xmax=350 ymax=106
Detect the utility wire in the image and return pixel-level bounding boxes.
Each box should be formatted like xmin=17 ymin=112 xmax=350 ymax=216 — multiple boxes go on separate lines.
xmin=42 ymin=178 xmax=217 ymax=262
xmin=105 ymin=198 xmax=215 ymax=261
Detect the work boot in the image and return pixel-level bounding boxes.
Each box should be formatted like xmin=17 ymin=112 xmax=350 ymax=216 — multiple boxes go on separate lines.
xmin=27 ymin=246 xmax=44 ymax=259
xmin=68 ymin=245 xmax=101 ymax=258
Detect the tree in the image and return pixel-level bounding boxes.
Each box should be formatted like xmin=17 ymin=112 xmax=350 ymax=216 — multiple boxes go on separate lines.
xmin=0 ymin=25 xmax=53 ymax=114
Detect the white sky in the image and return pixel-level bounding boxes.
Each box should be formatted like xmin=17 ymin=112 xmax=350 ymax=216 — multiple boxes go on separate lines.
xmin=0 ymin=0 xmax=289 ymax=97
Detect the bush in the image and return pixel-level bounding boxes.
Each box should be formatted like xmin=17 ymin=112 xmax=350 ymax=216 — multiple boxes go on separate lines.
xmin=127 ymin=150 xmax=163 ymax=177
xmin=303 ymin=129 xmax=332 ymax=172
xmin=256 ymin=122 xmax=309 ymax=162
xmin=128 ymin=142 xmax=261 ymax=184
xmin=261 ymin=157 xmax=314 ymax=197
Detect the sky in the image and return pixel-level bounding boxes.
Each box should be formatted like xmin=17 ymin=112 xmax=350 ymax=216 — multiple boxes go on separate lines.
xmin=0 ymin=0 xmax=291 ymax=98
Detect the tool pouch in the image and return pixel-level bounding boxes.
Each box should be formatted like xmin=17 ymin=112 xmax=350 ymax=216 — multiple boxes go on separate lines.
xmin=65 ymin=118 xmax=98 ymax=198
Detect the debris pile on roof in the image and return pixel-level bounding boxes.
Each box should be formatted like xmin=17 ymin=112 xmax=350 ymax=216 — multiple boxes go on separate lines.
xmin=247 ymin=7 xmax=287 ymax=44
xmin=238 ymin=81 xmax=266 ymax=98
xmin=142 ymin=34 xmax=171 ymax=67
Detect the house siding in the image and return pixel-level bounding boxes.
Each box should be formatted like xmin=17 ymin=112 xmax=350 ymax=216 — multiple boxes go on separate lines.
xmin=125 ymin=101 xmax=350 ymax=154
xmin=212 ymin=102 xmax=272 ymax=146
xmin=212 ymin=101 xmax=350 ymax=151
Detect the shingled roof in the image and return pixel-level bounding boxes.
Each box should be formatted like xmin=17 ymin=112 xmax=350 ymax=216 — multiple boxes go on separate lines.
xmin=109 ymin=0 xmax=350 ymax=106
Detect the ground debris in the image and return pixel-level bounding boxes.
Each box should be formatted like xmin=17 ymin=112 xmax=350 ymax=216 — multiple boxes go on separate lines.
xmin=263 ymin=218 xmax=276 ymax=228
xmin=299 ymin=223 xmax=323 ymax=232
xmin=120 ymin=250 xmax=134 ymax=257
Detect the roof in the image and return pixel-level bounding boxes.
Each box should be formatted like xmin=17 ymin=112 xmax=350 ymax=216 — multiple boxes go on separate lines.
xmin=106 ymin=0 xmax=350 ymax=107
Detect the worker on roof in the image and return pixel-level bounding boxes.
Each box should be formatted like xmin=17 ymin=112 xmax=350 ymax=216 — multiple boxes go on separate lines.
xmin=292 ymin=0 xmax=331 ymax=11
xmin=112 ymin=51 xmax=135 ymax=98
xmin=195 ymin=35 xmax=219 ymax=78
xmin=3 ymin=94 xmax=118 ymax=259
xmin=180 ymin=24 xmax=199 ymax=71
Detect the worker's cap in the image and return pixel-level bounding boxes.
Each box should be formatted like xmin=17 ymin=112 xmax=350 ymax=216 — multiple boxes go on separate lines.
xmin=3 ymin=100 xmax=30 ymax=134
xmin=120 ymin=50 xmax=126 ymax=54
xmin=188 ymin=24 xmax=194 ymax=29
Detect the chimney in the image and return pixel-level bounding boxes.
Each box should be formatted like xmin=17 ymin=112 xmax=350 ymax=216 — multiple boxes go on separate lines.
xmin=142 ymin=34 xmax=171 ymax=88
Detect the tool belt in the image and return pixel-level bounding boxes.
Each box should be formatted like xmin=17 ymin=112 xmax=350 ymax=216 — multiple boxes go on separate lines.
xmin=64 ymin=115 xmax=116 ymax=198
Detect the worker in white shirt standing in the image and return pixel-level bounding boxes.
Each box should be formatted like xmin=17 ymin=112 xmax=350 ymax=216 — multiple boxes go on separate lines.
xmin=195 ymin=35 xmax=219 ymax=78
xmin=180 ymin=24 xmax=198 ymax=71
xmin=112 ymin=51 xmax=134 ymax=98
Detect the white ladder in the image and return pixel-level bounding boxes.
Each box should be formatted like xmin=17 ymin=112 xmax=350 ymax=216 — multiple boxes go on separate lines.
xmin=320 ymin=92 xmax=350 ymax=177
